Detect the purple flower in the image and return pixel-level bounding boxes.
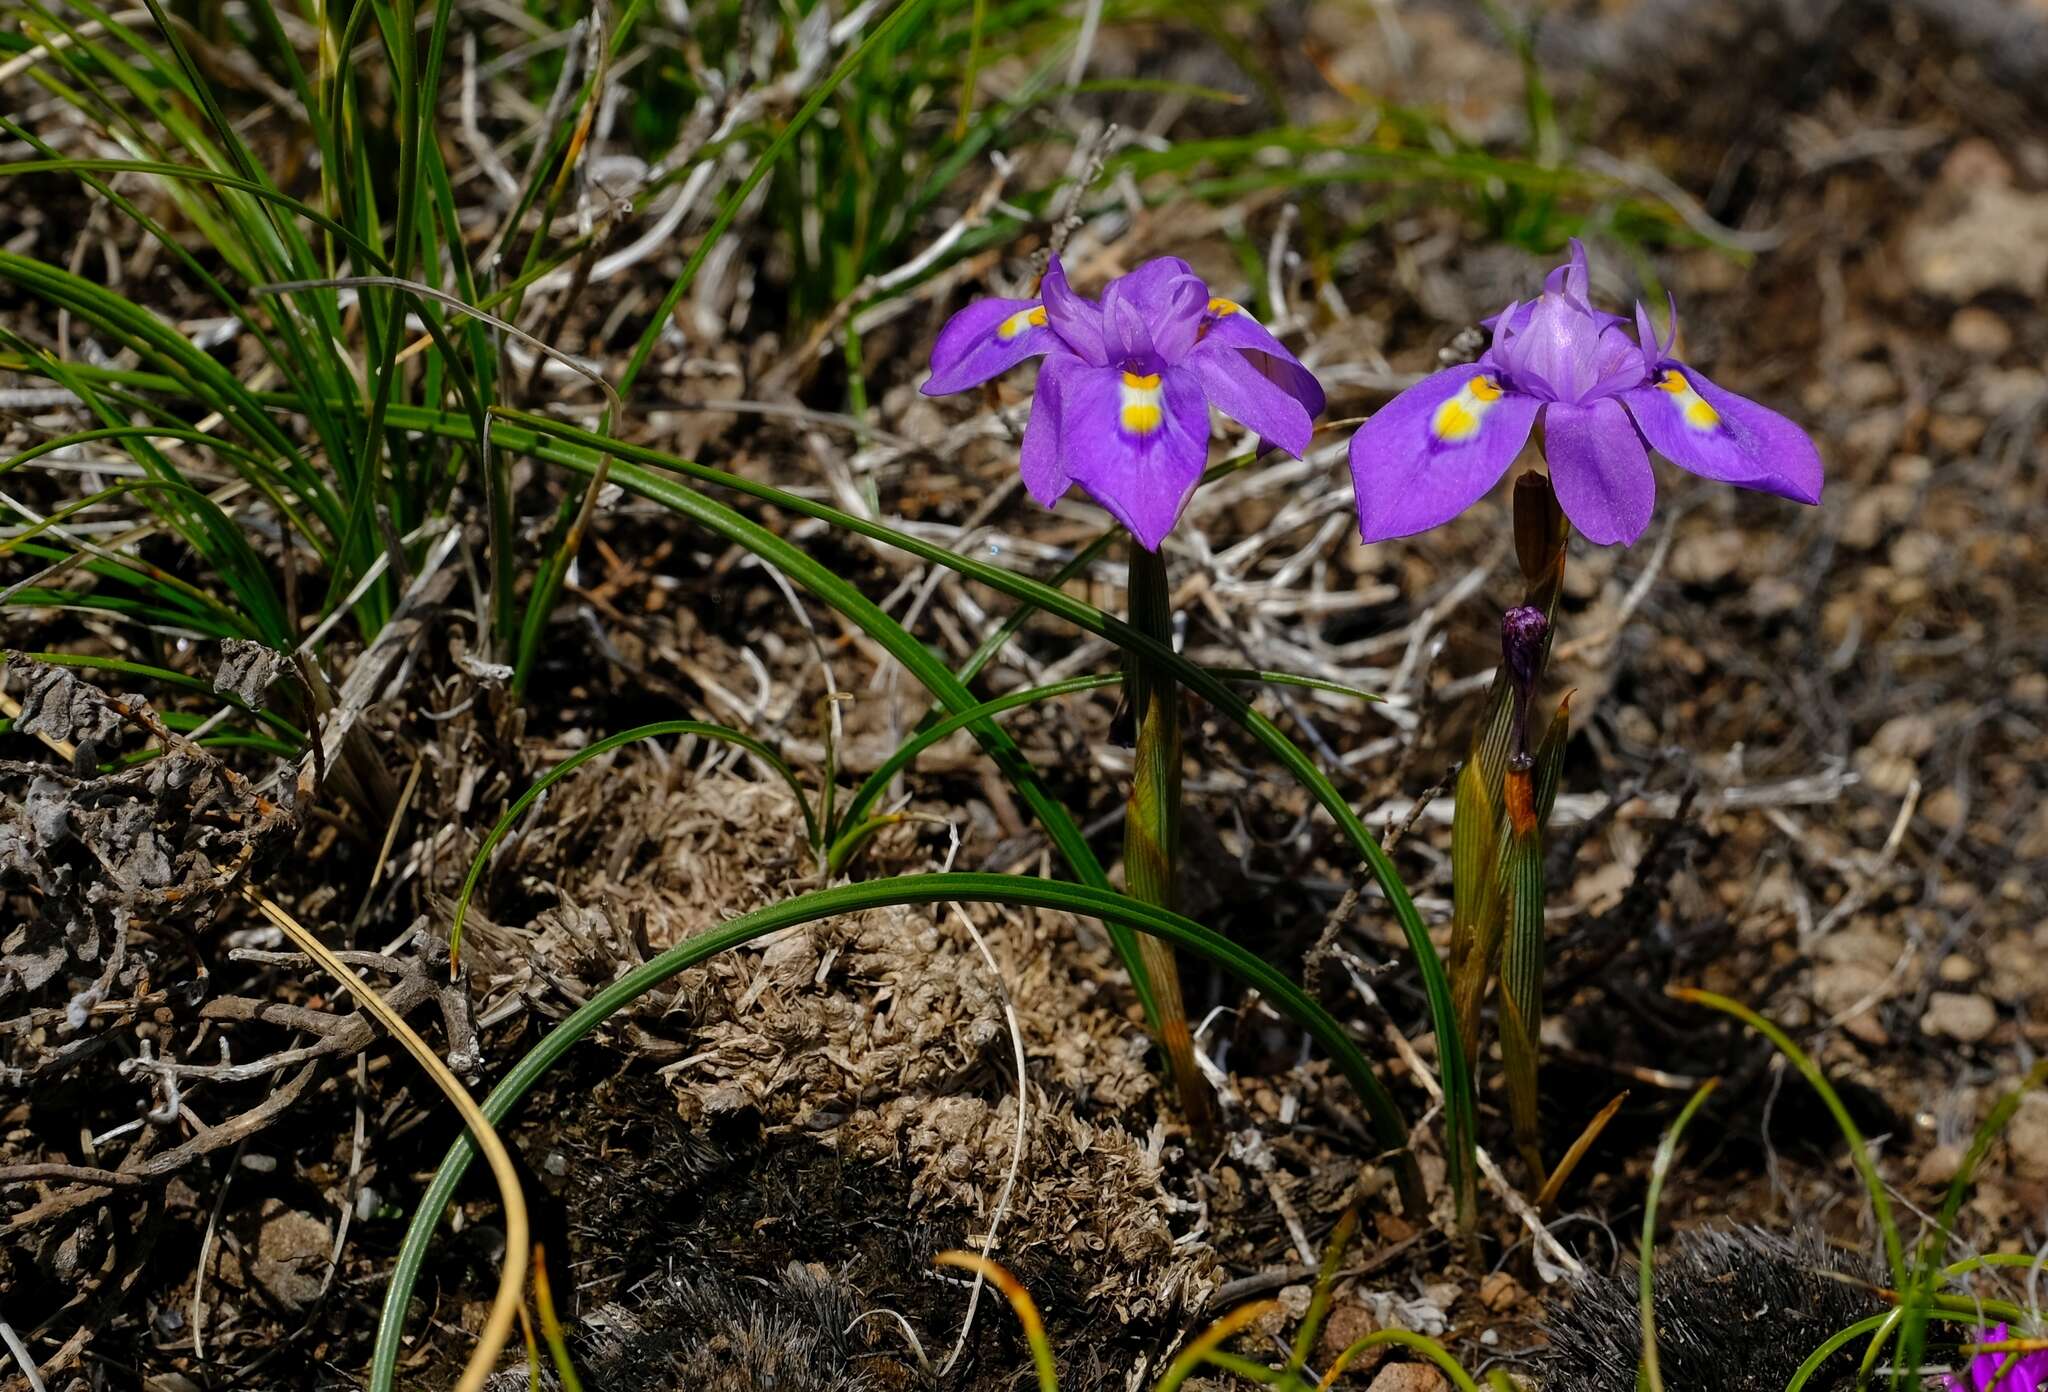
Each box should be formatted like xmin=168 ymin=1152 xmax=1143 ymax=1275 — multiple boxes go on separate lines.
xmin=1945 ymin=1326 xmax=2048 ymax=1391
xmin=1346 ymin=240 xmax=1822 ymax=547
xmin=922 ymin=255 xmax=1325 ymax=550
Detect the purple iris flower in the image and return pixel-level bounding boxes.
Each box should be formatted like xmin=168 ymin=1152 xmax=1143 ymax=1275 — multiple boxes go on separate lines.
xmin=1945 ymin=1326 xmax=2048 ymax=1391
xmin=922 ymin=254 xmax=1325 ymax=550
xmin=1346 ymin=239 xmax=1822 ymax=547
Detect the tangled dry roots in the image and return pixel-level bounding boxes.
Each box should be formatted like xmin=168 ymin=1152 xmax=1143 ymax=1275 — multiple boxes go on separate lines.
xmin=1540 ymin=1226 xmax=1884 ymax=1392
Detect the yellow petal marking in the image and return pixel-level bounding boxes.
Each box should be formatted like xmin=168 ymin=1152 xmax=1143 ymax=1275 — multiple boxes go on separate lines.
xmin=1658 ymin=368 xmax=1720 ymax=431
xmin=998 ymin=304 xmax=1049 ymax=341
xmin=1120 ymin=370 xmax=1164 ymax=436
xmin=1429 ymin=374 xmax=1504 ymax=444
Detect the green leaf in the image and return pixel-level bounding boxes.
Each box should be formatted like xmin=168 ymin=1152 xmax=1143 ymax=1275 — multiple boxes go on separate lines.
xmin=391 ymin=405 xmax=1452 ymax=1207
xmin=370 ymin=873 xmax=1416 ymax=1392
xmin=1639 ymin=1078 xmax=1720 ymax=1392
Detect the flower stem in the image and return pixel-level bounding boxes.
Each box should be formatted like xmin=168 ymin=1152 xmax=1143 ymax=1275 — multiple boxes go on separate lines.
xmin=1124 ymin=543 xmax=1215 ymax=1135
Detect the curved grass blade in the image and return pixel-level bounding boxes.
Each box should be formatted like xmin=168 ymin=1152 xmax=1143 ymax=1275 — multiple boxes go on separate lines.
xmin=1897 ymin=1059 xmax=2048 ymax=1385
xmin=828 ymin=673 xmax=1123 ymax=871
xmin=1786 ymin=1313 xmax=1894 ymax=1392
xmin=448 ymin=719 xmax=819 ymax=966
xmin=1153 ymin=1300 xmax=1285 ymax=1392
xmin=1670 ymin=987 xmax=1904 ymax=1287
xmin=615 ymin=0 xmax=942 ymax=397
xmin=368 ymin=872 xmax=1418 ymax=1392
xmin=934 ymin=1252 xmax=1057 ymax=1392
xmin=1316 ymin=1330 xmax=1484 ymax=1392
xmin=458 ymin=406 xmax=1465 ymax=1207
xmin=418 ymin=410 xmax=1164 ymax=1043
xmin=1640 ymin=1077 xmax=1719 ymax=1392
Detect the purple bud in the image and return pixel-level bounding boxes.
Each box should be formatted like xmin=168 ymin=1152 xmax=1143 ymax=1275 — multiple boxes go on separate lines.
xmin=1501 ymin=605 xmax=1549 ymax=697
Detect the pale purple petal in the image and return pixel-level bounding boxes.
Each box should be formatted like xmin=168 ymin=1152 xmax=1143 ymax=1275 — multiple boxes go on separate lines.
xmin=1632 ymin=294 xmax=1678 ymax=362
xmin=1103 ymin=286 xmax=1156 ymax=366
xmin=1346 ymin=364 xmax=1541 ymax=544
xmin=1020 ymin=355 xmax=1080 ymax=505
xmin=1187 ymin=340 xmax=1312 ymax=457
xmin=1199 ymin=303 xmax=1327 ymax=423
xmin=1621 ymin=363 xmax=1823 ymax=505
xmin=1041 ymin=254 xmax=1107 ymax=365
xmin=1105 ymin=256 xmax=1196 ymax=303
xmin=1060 ymin=362 xmax=1210 ymax=550
xmin=1543 ymin=397 xmax=1656 ymax=545
xmin=1543 ymin=238 xmax=1627 ymax=329
xmin=1103 ymin=258 xmax=1208 ymax=364
xmin=923 ymin=296 xmax=1056 ymax=395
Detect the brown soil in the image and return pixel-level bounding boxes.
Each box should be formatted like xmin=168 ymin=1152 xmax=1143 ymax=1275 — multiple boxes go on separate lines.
xmin=5 ymin=1 xmax=2048 ymax=1389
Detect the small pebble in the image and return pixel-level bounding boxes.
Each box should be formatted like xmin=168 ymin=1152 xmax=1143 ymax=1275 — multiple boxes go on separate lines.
xmin=1949 ymin=306 xmax=2013 ymax=356
xmin=1368 ymin=1365 xmax=1451 ymax=1392
xmin=1921 ymin=992 xmax=1997 ymax=1044
xmin=1937 ymin=952 xmax=1979 ymax=984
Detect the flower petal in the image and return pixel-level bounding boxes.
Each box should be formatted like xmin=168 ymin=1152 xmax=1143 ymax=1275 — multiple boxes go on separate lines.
xmin=1621 ymin=363 xmax=1823 ymax=505
xmin=1188 ymin=339 xmax=1313 ymax=457
xmin=1543 ymin=397 xmax=1657 ymax=545
xmin=1346 ymin=364 xmax=1540 ymax=544
xmin=1632 ymin=294 xmax=1677 ymax=363
xmin=1103 ymin=258 xmax=1208 ymax=364
xmin=1020 ymin=355 xmax=1080 ymax=505
xmin=922 ymin=296 xmax=1057 ymax=395
xmin=1041 ymin=254 xmax=1107 ymax=365
xmin=1059 ymin=363 xmax=1210 ymax=550
xmin=1200 ymin=301 xmax=1328 ymax=424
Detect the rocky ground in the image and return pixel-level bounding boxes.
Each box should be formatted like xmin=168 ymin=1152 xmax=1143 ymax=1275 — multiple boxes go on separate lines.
xmin=4 ymin=0 xmax=2048 ymax=1388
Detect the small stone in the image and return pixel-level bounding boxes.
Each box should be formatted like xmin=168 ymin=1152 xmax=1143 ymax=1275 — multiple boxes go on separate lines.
xmin=1478 ymin=1270 xmax=1524 ymax=1313
xmin=1949 ymin=306 xmax=2013 ymax=356
xmin=1921 ymin=787 xmax=1966 ymax=832
xmin=1748 ymin=576 xmax=1803 ymax=618
xmin=1813 ymin=961 xmax=1892 ymax=1017
xmin=1870 ymin=714 xmax=1937 ymax=759
xmin=1890 ymin=533 xmax=1944 ymax=579
xmin=1916 ymin=1143 xmax=1965 ymax=1188
xmin=1671 ymin=530 xmax=1745 ymax=585
xmin=1939 ymin=137 xmax=2014 ymax=188
xmin=1858 ymin=751 xmax=1921 ymax=798
xmin=1925 ymin=414 xmax=1985 ymax=455
xmin=247 ymin=1201 xmax=334 ymax=1313
xmin=1368 ymin=1365 xmax=1451 ymax=1392
xmin=1842 ymin=1009 xmax=1890 ymax=1049
xmin=2008 ymin=1093 xmax=2048 ymax=1184
xmin=1904 ymin=185 xmax=2048 ymax=300
xmin=1921 ymin=992 xmax=1997 ymax=1044
xmin=1838 ymin=360 xmax=1900 ymax=407
xmin=1938 ymin=953 xmax=1980 ymax=984
xmin=1255 ymin=1284 xmax=1314 ymax=1340
xmin=1318 ymin=1303 xmax=1388 ymax=1379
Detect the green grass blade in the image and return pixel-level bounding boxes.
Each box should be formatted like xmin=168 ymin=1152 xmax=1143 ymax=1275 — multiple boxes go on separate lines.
xmin=369 ymin=872 xmax=1416 ymax=1392
xmin=462 ymin=405 xmax=1460 ymax=1211
xmin=440 ymin=409 xmax=1165 ymax=1044
xmin=828 ymin=674 xmax=1123 ymax=869
xmin=1671 ymin=988 xmax=1905 ymax=1287
xmin=1897 ymin=1059 xmax=2048 ymax=1384
xmin=614 ymin=0 xmax=940 ymax=397
xmin=1640 ymin=1077 xmax=1719 ymax=1392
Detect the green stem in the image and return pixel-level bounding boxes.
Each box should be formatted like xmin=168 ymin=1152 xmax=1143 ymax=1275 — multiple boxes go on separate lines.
xmin=1124 ymin=543 xmax=1213 ymax=1134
